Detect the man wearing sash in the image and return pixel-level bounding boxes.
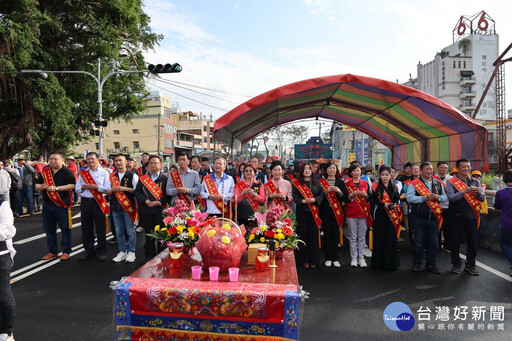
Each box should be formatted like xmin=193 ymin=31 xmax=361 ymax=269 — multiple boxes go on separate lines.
xmin=35 ymin=152 xmax=76 ymax=261
xmin=135 ymin=155 xmax=170 ymax=257
xmin=434 ymin=161 xmax=453 ymax=251
xmin=136 ymin=152 xmax=150 ymax=177
xmin=200 ymin=157 xmax=235 ymax=218
xmin=166 ymin=152 xmax=201 ymax=205
xmin=75 ymin=152 xmax=111 ymax=261
xmin=445 ymin=158 xmax=485 ymax=276
xmin=107 ymin=154 xmax=139 ymax=263
xmin=406 ymin=161 xmax=447 ymax=274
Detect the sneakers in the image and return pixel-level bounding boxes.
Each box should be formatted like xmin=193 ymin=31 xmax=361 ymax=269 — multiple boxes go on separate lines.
xmin=0 ymin=333 xmax=14 ymax=341
xmin=135 ymin=226 xmax=144 ymax=233
xmin=333 ymin=261 xmax=341 ymax=268
xmin=41 ymin=253 xmax=58 ymax=260
xmin=350 ymin=258 xmax=358 ymax=267
xmin=451 ymin=265 xmax=461 ymax=274
xmin=464 ymin=264 xmax=479 ymax=276
xmin=126 ymin=252 xmax=136 ymax=263
xmin=426 ymin=264 xmax=441 ymax=274
xmin=112 ymin=252 xmax=127 ymax=263
xmin=324 ymin=260 xmax=332 ymax=267
xmin=411 ymin=264 xmax=421 ymax=272
xmin=358 ymin=257 xmax=367 ymax=268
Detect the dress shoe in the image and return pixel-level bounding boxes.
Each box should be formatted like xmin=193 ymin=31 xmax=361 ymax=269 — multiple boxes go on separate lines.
xmin=59 ymin=253 xmax=70 ymax=261
xmin=41 ymin=253 xmax=58 ymax=260
xmin=78 ymin=254 xmax=95 ymax=261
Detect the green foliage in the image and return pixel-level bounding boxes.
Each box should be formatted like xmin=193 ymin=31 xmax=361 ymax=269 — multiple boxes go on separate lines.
xmin=0 ymin=0 xmax=162 ymax=159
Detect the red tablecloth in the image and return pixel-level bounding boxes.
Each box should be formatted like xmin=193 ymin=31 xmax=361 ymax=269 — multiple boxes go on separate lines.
xmin=113 ymin=250 xmax=302 ymax=340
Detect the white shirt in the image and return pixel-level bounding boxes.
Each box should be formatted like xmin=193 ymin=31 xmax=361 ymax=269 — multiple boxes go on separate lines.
xmin=76 ymin=167 xmax=111 ymax=198
xmin=0 ymin=201 xmax=16 ymax=259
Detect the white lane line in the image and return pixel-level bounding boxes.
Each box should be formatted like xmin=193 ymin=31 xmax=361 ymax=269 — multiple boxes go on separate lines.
xmin=459 ymin=253 xmax=512 ymax=282
xmin=10 ymin=233 xmax=113 ymax=284
xmin=14 ymin=222 xmax=82 ymax=245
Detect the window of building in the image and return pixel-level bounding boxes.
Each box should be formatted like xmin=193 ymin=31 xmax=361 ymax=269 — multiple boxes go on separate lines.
xmin=203 ymin=126 xmax=207 ymax=132
xmin=203 ymin=137 xmax=207 ymax=143
xmin=482 ymin=55 xmax=487 ymax=60
xmin=133 ymin=129 xmax=139 ymax=134
xmin=462 ymin=99 xmax=472 ymax=106
xmin=463 ymin=61 xmax=466 ymax=68
xmin=453 ymin=61 xmax=456 ymax=68
xmin=95 ymin=143 xmax=99 ymax=150
xmin=133 ymin=141 xmax=140 ymax=149
xmin=482 ymin=68 xmax=487 ymax=72
xmin=462 ymin=86 xmax=471 ymax=93
xmin=114 ymin=142 xmax=120 ymax=149
xmin=458 ymin=61 xmax=461 ymax=68
xmin=113 ymin=130 xmax=120 ymax=135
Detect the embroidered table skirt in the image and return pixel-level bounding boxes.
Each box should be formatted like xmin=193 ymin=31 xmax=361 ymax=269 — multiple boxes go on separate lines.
xmin=113 ymin=251 xmax=302 ymax=340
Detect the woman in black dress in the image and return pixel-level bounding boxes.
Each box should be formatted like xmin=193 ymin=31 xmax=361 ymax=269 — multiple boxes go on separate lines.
xmin=319 ymin=161 xmax=346 ymax=268
xmin=292 ymin=162 xmax=324 ymax=268
xmin=371 ymin=165 xmax=400 ymax=271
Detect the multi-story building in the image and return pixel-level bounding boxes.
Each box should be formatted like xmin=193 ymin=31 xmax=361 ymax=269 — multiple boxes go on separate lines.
xmin=416 ymin=11 xmax=498 ymax=121
xmin=73 ymin=91 xmax=216 ymax=163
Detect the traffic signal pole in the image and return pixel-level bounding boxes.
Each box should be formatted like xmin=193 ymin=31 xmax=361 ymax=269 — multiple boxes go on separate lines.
xmin=21 ymin=60 xmax=181 ymax=157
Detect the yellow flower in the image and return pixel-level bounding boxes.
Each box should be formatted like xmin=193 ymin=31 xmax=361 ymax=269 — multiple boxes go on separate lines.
xmin=160 ymin=227 xmax=167 ymax=232
xmin=154 ymin=225 xmax=160 ymax=232
xmin=275 ymin=233 xmax=285 ymax=240
xmin=221 ymin=224 xmax=231 ymax=231
xmin=260 ymin=237 xmax=266 ymax=243
xmin=248 ymin=234 xmax=255 ymax=242
xmin=176 ymin=225 xmax=185 ymax=232
xmin=259 ymin=226 xmax=266 ymax=232
xmin=207 ymin=230 xmax=216 ymax=237
xmin=188 ymin=231 xmax=195 ymax=239
xmin=221 ymin=236 xmax=231 ymax=244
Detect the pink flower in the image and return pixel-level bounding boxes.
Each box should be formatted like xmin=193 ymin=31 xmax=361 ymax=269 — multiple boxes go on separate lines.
xmin=283 ymin=218 xmax=292 ymax=227
xmin=254 ymin=212 xmax=267 ymax=226
xmin=250 ymin=228 xmax=258 ymax=234
xmin=163 ymin=216 xmax=174 ymax=225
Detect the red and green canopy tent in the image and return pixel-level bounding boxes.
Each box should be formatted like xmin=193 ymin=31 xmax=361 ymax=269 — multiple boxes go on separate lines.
xmin=213 ymin=74 xmax=488 ymax=169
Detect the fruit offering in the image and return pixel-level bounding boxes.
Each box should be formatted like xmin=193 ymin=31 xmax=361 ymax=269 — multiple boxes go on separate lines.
xmin=255 ymin=247 xmax=270 ymax=272
xmin=195 ymin=218 xmax=247 ymax=272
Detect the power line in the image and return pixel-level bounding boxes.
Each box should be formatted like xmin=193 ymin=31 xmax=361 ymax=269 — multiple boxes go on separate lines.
xmin=153 ymin=77 xmax=241 ymax=104
xmin=151 ymin=78 xmax=253 ymax=98
xmin=147 ymin=81 xmax=230 ymax=112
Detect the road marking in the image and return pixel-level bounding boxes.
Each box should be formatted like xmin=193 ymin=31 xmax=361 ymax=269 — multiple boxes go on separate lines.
xmin=14 ymin=222 xmax=82 ymax=245
xmin=10 ymin=233 xmax=113 ymax=284
xmin=459 ymin=253 xmax=512 ymax=282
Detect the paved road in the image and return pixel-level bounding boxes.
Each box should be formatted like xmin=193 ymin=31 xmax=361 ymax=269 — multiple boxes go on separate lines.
xmin=9 ymin=209 xmax=512 ymax=340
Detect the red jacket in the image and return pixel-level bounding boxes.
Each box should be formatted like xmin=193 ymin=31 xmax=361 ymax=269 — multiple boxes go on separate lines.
xmin=344 ymin=179 xmax=370 ymax=218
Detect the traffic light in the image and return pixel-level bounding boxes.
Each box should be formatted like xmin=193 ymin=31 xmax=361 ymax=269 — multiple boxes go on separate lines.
xmin=148 ymin=63 xmax=182 ymax=74
xmin=94 ymin=120 xmax=108 ymax=127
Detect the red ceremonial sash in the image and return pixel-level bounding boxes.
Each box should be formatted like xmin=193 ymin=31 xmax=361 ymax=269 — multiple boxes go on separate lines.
xmin=169 ymin=169 xmax=192 ymax=206
xmin=291 ymin=179 xmax=322 ymax=228
xmin=235 ymin=181 xmax=261 ymax=213
xmin=410 ymin=179 xmax=443 ymax=229
xmin=137 ymin=167 xmax=143 ymax=177
xmin=109 ymin=172 xmax=138 ymax=223
xmin=372 ymin=184 xmax=402 ymax=238
xmin=80 ymin=170 xmax=109 ymax=215
xmin=197 ymin=197 xmax=206 ymax=209
xmin=448 ymin=177 xmax=482 ymax=226
xmin=319 ymin=179 xmax=344 ymax=227
xmin=432 ymin=175 xmax=446 ymax=187
xmin=236 ymin=176 xmax=241 ymax=183
xmin=264 ymin=180 xmax=287 ymax=210
xmin=203 ymin=175 xmax=231 ymax=218
xmin=42 ymin=167 xmax=72 ymax=208
xmin=345 ymin=180 xmax=373 ymax=226
xmin=403 ymin=179 xmax=411 ymax=186
xmin=140 ymin=174 xmax=164 ymax=201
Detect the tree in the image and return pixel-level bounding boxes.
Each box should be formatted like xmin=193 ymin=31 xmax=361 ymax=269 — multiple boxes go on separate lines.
xmin=284 ymin=125 xmax=309 ymax=145
xmin=0 ymin=0 xmax=161 ymax=159
xmin=458 ymin=38 xmax=471 ymax=56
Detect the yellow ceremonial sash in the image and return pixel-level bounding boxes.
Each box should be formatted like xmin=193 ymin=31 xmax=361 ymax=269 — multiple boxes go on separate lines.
xmin=291 ymin=179 xmax=322 ymax=228
xmin=345 ymin=179 xmax=372 ymax=226
xmin=410 ymin=179 xmax=443 ymax=229
xmin=264 ymin=180 xmax=287 ymax=210
xmin=448 ymin=177 xmax=482 ymax=226
xmin=169 ymin=169 xmax=192 ymax=206
xmin=235 ymin=180 xmax=261 ymax=213
xmin=109 ymin=172 xmax=138 ymax=223
xmin=203 ymin=174 xmax=231 ymax=218
xmin=42 ymin=167 xmax=72 ymax=208
xmin=372 ymin=183 xmax=402 ymax=238
xmin=80 ymin=170 xmax=109 ymax=215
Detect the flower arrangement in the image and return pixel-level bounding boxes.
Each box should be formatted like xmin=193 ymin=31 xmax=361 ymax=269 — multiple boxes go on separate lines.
xmin=147 ymin=200 xmax=211 ymax=248
xmin=246 ymin=205 xmax=302 ymax=251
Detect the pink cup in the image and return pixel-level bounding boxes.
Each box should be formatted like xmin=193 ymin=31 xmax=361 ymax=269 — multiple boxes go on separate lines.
xmin=228 ymin=267 xmax=239 ymax=282
xmin=191 ymin=266 xmax=202 ymax=280
xmin=209 ymin=266 xmax=220 ymax=281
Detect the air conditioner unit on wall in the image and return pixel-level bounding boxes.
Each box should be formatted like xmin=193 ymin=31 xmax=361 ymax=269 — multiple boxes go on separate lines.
xmin=506 ymin=125 xmax=512 ymax=129
xmin=107 ymin=148 xmax=113 ymax=152
xmin=123 ymin=147 xmax=128 ymax=151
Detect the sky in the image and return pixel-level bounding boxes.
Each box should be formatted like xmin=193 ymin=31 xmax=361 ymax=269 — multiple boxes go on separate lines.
xmin=142 ymin=0 xmax=512 ymax=139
